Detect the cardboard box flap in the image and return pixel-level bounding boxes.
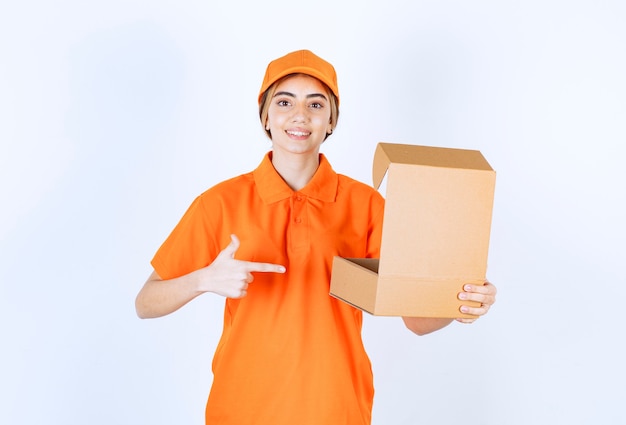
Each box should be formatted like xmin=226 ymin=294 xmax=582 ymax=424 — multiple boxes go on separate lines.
xmin=374 ymin=143 xmax=496 ymax=279
xmin=373 ymin=142 xmax=493 ymax=189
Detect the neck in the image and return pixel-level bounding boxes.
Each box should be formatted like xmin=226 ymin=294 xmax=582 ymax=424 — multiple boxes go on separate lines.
xmin=270 ymin=149 xmax=320 ymax=191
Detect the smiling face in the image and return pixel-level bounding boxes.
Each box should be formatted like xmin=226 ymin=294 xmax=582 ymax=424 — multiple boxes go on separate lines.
xmin=263 ymin=74 xmax=334 ymax=157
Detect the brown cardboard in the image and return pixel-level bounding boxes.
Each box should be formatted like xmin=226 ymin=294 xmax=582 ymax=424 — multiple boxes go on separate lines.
xmin=329 ymin=142 xmax=496 ymax=318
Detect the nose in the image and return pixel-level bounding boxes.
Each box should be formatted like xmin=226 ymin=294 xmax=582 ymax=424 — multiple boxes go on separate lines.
xmin=290 ymin=103 xmax=309 ymax=123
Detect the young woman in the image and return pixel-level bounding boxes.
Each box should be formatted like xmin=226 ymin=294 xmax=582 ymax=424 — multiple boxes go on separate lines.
xmin=135 ymin=49 xmax=497 ymax=425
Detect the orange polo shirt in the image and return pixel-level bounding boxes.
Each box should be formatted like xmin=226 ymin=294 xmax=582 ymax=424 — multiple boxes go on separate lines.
xmin=151 ymin=152 xmax=385 ymax=425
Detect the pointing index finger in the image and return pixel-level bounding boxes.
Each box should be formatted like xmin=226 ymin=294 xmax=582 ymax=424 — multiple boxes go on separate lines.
xmin=241 ymin=260 xmax=286 ymax=274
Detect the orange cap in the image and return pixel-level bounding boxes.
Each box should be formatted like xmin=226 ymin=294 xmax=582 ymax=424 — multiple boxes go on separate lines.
xmin=258 ymin=49 xmax=339 ymax=105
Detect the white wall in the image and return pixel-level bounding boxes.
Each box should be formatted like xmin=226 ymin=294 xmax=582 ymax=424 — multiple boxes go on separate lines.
xmin=1 ymin=1 xmax=624 ymax=424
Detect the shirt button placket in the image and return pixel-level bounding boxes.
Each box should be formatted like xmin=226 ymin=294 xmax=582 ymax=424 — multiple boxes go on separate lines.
xmin=291 ymin=193 xmax=308 ymax=250
xmin=294 ymin=194 xmax=303 ymax=224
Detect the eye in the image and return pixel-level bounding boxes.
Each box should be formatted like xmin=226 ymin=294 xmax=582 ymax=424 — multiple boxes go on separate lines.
xmin=309 ymin=102 xmax=324 ymax=109
xmin=277 ymin=99 xmax=291 ymax=107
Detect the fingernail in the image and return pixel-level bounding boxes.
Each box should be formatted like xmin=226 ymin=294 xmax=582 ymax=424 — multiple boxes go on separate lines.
xmin=464 ymin=284 xmax=472 ymax=291
xmin=460 ymin=306 xmax=469 ymax=313
xmin=458 ymin=293 xmax=467 ymax=300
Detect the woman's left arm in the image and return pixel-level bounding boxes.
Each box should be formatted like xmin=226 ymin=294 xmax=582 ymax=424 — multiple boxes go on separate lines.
xmin=402 ymin=281 xmax=497 ymax=335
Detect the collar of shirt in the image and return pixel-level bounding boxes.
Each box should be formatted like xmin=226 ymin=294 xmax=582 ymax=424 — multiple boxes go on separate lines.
xmin=253 ymin=152 xmax=339 ymax=204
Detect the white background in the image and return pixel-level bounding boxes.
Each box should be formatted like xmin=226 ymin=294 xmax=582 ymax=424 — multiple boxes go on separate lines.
xmin=1 ymin=1 xmax=625 ymax=424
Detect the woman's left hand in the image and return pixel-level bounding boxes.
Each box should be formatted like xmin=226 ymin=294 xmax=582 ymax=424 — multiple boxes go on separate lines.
xmin=456 ymin=281 xmax=497 ymax=324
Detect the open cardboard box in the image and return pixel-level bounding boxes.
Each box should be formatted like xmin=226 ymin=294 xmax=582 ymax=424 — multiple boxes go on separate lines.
xmin=330 ymin=142 xmax=496 ymax=318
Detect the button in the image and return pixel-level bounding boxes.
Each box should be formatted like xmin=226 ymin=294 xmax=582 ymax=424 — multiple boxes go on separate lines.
xmin=295 ymin=196 xmax=303 ymax=201
xmin=295 ymin=217 xmax=302 ymax=223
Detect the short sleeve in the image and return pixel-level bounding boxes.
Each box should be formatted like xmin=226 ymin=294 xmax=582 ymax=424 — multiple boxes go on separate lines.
xmin=151 ymin=195 xmax=221 ymax=280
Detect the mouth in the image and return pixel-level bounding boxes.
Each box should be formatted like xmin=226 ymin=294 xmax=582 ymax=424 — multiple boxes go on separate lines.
xmin=286 ymin=130 xmax=311 ymax=138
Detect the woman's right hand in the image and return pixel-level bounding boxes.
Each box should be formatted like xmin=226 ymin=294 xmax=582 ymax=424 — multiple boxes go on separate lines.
xmin=198 ymin=234 xmax=286 ymax=299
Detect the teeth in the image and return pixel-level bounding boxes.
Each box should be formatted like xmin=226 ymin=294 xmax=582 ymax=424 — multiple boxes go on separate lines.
xmin=287 ymin=131 xmax=309 ymax=136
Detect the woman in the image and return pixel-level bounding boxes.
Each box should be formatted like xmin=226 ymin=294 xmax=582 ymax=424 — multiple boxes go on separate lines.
xmin=135 ymin=49 xmax=497 ymax=425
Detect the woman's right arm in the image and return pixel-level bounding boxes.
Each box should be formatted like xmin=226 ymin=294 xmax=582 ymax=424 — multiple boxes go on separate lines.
xmin=135 ymin=268 xmax=208 ymax=319
xmin=135 ymin=234 xmax=286 ymax=319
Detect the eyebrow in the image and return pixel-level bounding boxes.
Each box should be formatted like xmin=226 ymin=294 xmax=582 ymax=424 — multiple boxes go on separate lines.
xmin=273 ymin=91 xmax=328 ymax=101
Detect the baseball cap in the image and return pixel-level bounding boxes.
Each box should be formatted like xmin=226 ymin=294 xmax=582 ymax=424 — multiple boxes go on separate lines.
xmin=258 ymin=49 xmax=339 ymax=105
